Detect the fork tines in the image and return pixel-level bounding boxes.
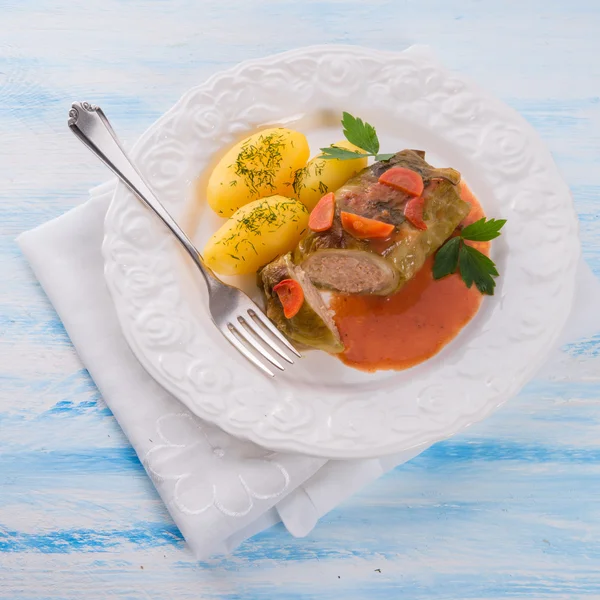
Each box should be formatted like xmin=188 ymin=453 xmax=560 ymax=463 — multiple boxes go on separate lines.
xmin=223 ymin=308 xmax=301 ymax=377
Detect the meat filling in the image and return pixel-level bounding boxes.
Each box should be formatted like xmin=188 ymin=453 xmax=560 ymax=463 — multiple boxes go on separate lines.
xmin=302 ymin=249 xmax=399 ymax=295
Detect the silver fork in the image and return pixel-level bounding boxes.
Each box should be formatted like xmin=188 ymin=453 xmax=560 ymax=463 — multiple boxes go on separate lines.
xmin=68 ymin=101 xmax=300 ymax=377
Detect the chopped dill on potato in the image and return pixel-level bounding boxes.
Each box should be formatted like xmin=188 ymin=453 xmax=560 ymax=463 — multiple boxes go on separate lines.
xmin=233 ymin=132 xmax=287 ymax=196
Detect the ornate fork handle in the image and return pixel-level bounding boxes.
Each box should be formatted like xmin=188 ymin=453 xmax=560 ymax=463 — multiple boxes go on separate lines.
xmin=68 ymin=101 xmax=220 ymax=291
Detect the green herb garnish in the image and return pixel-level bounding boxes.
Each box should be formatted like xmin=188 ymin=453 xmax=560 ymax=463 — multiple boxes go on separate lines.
xmin=460 ymin=218 xmax=506 ymax=242
xmin=320 ymin=112 xmax=394 ymax=162
xmin=433 ymin=218 xmax=506 ymax=295
xmin=234 ymin=131 xmax=286 ymax=196
xmin=292 ymin=165 xmax=308 ymax=195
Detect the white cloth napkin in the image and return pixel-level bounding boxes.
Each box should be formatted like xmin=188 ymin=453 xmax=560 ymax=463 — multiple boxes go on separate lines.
xmin=17 ymin=183 xmax=600 ymax=559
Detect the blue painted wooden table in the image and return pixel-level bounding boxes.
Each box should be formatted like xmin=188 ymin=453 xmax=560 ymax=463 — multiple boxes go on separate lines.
xmin=2 ymin=1 xmax=600 ymax=597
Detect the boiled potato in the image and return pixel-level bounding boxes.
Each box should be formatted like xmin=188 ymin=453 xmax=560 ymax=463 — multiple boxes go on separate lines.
xmin=292 ymin=140 xmax=368 ymax=211
xmin=203 ymin=195 xmax=309 ymax=276
xmin=207 ymin=128 xmax=310 ymax=217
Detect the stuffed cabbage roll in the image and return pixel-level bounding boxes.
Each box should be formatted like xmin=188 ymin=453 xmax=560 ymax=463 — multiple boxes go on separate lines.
xmin=297 ymin=150 xmax=469 ymax=295
xmin=259 ymin=254 xmax=343 ymax=353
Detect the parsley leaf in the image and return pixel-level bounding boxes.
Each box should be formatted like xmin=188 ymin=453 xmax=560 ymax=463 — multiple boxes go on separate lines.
xmin=319 ymin=146 xmax=369 ymax=160
xmin=432 ymin=236 xmax=461 ymax=279
xmin=341 ymin=111 xmax=379 ymax=155
xmin=461 ymin=217 xmax=507 ymax=242
xmin=433 ymin=217 xmax=505 ymax=295
xmin=320 ymin=112 xmax=393 ymax=162
xmin=465 ymin=244 xmax=498 ymax=277
xmin=459 ymin=244 xmax=497 ymax=295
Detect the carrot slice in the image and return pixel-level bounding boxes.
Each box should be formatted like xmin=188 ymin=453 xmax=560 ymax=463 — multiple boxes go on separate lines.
xmin=273 ymin=279 xmax=304 ymax=319
xmin=404 ymin=196 xmax=427 ymax=230
xmin=340 ymin=211 xmax=395 ymax=239
xmin=309 ymin=192 xmax=335 ymax=232
xmin=378 ymin=167 xmax=424 ymax=196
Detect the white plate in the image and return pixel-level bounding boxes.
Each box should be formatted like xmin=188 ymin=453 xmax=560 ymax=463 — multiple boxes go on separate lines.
xmin=103 ymin=45 xmax=579 ymax=458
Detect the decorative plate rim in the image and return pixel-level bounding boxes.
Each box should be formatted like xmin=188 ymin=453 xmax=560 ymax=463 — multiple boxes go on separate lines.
xmin=102 ymin=44 xmax=580 ymax=458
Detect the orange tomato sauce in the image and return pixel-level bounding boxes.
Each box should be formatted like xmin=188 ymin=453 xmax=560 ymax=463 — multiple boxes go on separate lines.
xmin=332 ymin=182 xmax=488 ymax=372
